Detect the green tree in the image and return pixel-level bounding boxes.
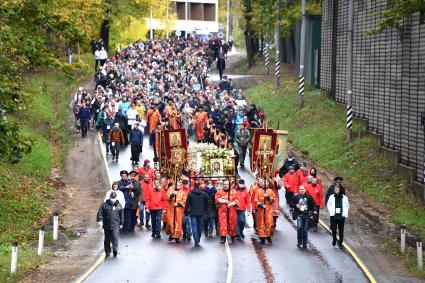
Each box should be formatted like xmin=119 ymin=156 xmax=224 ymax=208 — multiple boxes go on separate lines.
xmin=0 ymin=0 xmax=104 ymax=162
xmin=369 ymin=0 xmax=425 ymax=36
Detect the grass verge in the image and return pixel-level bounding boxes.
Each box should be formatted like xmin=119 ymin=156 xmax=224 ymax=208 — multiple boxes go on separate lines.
xmin=0 ymin=55 xmax=93 ymax=282
xmin=245 ymin=75 xmax=425 ymax=278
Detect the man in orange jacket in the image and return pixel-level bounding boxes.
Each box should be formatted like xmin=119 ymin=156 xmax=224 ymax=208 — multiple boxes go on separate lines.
xmin=215 ymin=180 xmax=239 ymax=244
xmin=146 ymin=180 xmax=166 ymax=238
xmin=235 ymin=179 xmax=251 ymax=240
xmin=255 ymin=179 xmax=276 ymax=245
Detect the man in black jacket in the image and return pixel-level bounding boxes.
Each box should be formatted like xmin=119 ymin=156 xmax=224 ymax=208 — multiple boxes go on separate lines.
xmin=185 ymin=184 xmax=209 ymax=246
xmin=325 ymin=176 xmax=346 ymax=205
xmin=291 ymin=185 xmax=315 ymax=249
xmin=97 ymin=192 xmax=124 ymax=257
xmin=279 ymin=152 xmax=300 ymax=178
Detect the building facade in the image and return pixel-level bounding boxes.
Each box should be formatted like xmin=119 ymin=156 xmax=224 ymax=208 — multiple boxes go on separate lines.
xmin=148 ymin=0 xmax=219 ymax=36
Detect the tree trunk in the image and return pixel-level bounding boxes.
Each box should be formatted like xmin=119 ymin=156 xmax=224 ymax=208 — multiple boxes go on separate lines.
xmin=100 ymin=19 xmax=110 ymax=52
xmin=244 ymin=0 xmax=255 ymax=68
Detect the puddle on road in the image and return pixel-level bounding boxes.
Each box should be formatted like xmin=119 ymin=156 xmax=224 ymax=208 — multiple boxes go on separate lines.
xmin=251 ymin=238 xmax=275 ymax=283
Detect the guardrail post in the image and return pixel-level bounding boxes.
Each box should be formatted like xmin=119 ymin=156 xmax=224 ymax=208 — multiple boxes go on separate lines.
xmin=11 ymin=242 xmax=18 ymax=273
xmin=53 ymin=212 xmax=59 ymax=241
xmin=400 ymin=225 xmax=406 ymax=254
xmin=38 ymin=226 xmax=45 ymax=256
xmin=417 ymin=238 xmax=423 ymax=271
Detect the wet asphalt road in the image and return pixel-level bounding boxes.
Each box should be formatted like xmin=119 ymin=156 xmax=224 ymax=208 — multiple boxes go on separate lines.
xmin=85 ymin=134 xmax=368 ymax=283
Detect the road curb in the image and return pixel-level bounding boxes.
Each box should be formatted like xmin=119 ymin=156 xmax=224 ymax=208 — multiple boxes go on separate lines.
xmin=318 ymin=219 xmax=377 ymax=283
xmin=74 ymin=133 xmax=111 ymax=283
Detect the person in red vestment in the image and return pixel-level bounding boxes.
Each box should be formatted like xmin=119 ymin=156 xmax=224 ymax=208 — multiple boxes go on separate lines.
xmin=215 ymin=180 xmax=239 ymax=244
xmin=255 ymin=179 xmax=276 ymax=245
xmin=166 ymin=183 xmax=187 ymax=242
xmin=192 ymin=107 xmax=209 ymax=142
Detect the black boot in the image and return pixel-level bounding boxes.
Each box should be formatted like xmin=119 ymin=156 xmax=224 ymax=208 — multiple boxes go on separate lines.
xmin=113 ymin=251 xmax=117 ymax=257
xmin=219 ymin=236 xmax=226 ymax=244
xmin=267 ymin=237 xmax=272 ymax=244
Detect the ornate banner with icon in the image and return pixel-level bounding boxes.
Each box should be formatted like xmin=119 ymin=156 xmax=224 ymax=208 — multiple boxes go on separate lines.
xmin=272 ymin=130 xmax=289 ymax=173
xmin=250 ymin=129 xmax=278 ymax=177
xmin=164 ymin=129 xmax=188 ymax=170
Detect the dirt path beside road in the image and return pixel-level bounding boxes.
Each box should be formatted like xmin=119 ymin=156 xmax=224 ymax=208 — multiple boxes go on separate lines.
xmin=23 ymin=78 xmax=109 ymax=283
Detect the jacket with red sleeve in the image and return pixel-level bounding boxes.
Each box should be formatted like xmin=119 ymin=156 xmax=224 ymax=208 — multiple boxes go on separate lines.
xmin=141 ymin=180 xmax=152 ymax=202
xmin=138 ymin=167 xmax=155 ymax=182
xmin=236 ymin=187 xmax=251 ymax=212
xmin=284 ymin=171 xmax=299 ymax=193
xmin=297 ymin=169 xmax=309 ymax=188
xmin=305 ymin=182 xmax=324 ymax=208
xmin=146 ymin=187 xmax=166 ymax=210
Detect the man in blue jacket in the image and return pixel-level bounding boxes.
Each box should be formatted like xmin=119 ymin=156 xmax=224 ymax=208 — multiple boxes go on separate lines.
xmin=78 ymin=100 xmax=91 ymax=138
xmin=129 ymin=122 xmax=144 ymax=165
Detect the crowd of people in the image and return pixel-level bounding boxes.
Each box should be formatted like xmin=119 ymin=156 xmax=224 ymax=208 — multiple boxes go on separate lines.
xmin=88 ymin=36 xmax=349 ymax=257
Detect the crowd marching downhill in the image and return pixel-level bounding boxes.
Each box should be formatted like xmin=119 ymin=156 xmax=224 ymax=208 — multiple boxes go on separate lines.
xmin=73 ymin=36 xmax=349 ymax=258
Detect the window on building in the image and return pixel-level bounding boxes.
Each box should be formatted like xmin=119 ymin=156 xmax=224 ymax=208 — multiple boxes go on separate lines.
xmin=190 ymin=3 xmax=203 ymax=21
xmin=176 ymin=2 xmax=185 ymax=20
xmin=204 ymin=4 xmax=215 ymax=21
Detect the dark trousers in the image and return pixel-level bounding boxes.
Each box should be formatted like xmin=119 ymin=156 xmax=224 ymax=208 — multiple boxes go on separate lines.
xmin=110 ymin=142 xmax=120 ymax=158
xmin=122 ymin=128 xmax=129 ymax=146
xmin=253 ymin=210 xmax=258 ymax=231
xmin=218 ymin=68 xmax=224 ymax=80
xmin=285 ymin=191 xmax=294 ymax=205
xmin=124 ymin=208 xmax=132 ymax=232
xmin=130 ymin=144 xmax=141 ymax=163
xmin=190 ymin=215 xmax=204 ymax=244
xmin=104 ymin=228 xmax=119 ymax=253
xmin=150 ymin=209 xmax=163 ymax=236
xmin=297 ymin=213 xmax=309 ymax=245
xmin=130 ymin=209 xmax=138 ymax=231
xmin=239 ymin=145 xmax=247 ymax=165
xmin=236 ymin=210 xmax=246 ymax=237
xmin=80 ymin=118 xmax=89 ymax=138
xmin=309 ymin=205 xmax=320 ymax=229
xmin=330 ymin=217 xmax=345 ymax=245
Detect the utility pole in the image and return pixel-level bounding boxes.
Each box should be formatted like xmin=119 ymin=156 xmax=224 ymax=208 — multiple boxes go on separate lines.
xmin=226 ymin=0 xmax=230 ymax=42
xmin=346 ymin=0 xmax=354 ymax=142
xmin=149 ymin=0 xmax=153 ymax=40
xmin=275 ymin=0 xmax=281 ymax=87
xmin=298 ymin=0 xmax=306 ymax=107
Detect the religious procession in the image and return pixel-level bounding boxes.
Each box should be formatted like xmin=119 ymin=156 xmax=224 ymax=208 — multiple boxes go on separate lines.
xmin=86 ymin=35 xmax=349 ymax=258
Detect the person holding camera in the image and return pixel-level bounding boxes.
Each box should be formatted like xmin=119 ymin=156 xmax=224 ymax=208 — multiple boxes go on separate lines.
xmin=127 ymin=171 xmax=142 ymax=232
xmin=291 ymin=185 xmax=315 ymax=249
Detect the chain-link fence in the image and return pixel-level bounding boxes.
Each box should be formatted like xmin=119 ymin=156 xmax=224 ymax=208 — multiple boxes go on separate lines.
xmin=320 ymin=0 xmax=425 ymax=187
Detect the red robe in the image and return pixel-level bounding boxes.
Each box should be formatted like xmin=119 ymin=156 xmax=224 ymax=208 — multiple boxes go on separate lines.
xmin=254 ymin=188 xmax=276 ymax=238
xmin=193 ymin=111 xmax=208 ymax=141
xmin=166 ymin=189 xmax=187 ymax=238
xmin=215 ymin=189 xmax=239 ymax=237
